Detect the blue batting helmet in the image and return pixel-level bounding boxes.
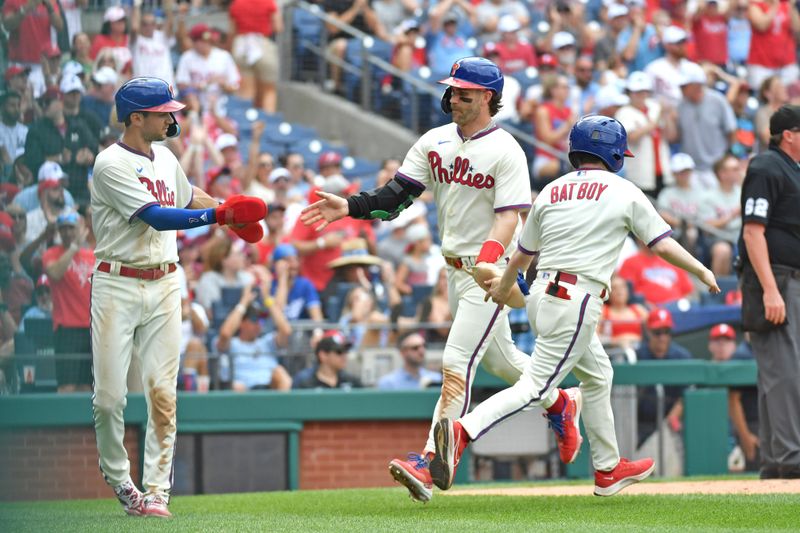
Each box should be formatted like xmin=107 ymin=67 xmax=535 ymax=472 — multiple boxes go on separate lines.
xmin=115 ymin=77 xmax=185 ymax=137
xmin=438 ymin=57 xmax=503 ymax=114
xmin=568 ymin=115 xmax=633 ymax=173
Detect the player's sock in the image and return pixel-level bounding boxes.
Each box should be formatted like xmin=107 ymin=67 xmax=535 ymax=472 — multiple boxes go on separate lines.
xmin=546 ymin=389 xmax=567 ymax=415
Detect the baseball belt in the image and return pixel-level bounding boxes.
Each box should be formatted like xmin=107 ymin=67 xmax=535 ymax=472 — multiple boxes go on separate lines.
xmin=444 ymin=256 xmax=476 ymax=270
xmin=97 ymin=261 xmax=177 ymax=281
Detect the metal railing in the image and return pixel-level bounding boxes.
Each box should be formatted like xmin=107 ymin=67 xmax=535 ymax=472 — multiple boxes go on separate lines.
xmin=284 ymin=0 xmax=569 ymax=161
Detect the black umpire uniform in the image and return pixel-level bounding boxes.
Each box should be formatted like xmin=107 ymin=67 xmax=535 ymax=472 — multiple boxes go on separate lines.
xmin=738 ymin=104 xmax=800 ymax=479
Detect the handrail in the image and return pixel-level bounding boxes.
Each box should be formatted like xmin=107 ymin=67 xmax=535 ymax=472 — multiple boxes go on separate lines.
xmin=289 ymin=0 xmax=569 ymax=161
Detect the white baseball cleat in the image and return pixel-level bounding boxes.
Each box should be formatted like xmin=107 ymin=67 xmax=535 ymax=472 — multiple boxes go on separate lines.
xmin=142 ymin=492 xmax=172 ymax=518
xmin=113 ymin=479 xmax=145 ymax=516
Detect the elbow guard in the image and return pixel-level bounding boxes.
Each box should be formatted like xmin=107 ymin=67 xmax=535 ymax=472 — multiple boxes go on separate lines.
xmin=346 ymin=176 xmax=424 ymax=221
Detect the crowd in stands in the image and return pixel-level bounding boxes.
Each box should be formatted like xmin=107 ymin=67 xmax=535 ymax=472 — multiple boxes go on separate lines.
xmin=0 ymin=0 xmax=779 ymax=468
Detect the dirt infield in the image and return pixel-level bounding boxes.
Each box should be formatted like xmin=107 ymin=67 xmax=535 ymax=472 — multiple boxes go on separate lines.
xmin=447 ymin=479 xmax=800 ymax=497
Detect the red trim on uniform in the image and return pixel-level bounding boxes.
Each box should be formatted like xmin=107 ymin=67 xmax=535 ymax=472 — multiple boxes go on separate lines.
xmin=140 ymin=100 xmax=186 ymax=113
xmin=517 ymin=243 xmax=536 ymax=256
xmin=558 ymin=272 xmax=578 ymax=285
xmin=495 ymin=203 xmax=531 ymax=213
xmin=395 ymin=171 xmax=426 ymax=190
xmin=97 ymin=261 xmax=177 ymax=280
xmin=647 ymin=229 xmax=673 ymax=248
xmin=624 ymin=149 xmax=634 ymax=157
xmin=437 ymin=77 xmax=489 ymax=90
xmin=470 ymin=125 xmax=500 ymax=140
xmin=460 ymin=305 xmax=502 ymax=418
xmin=116 ymin=141 xmax=154 ymax=161
xmin=129 ymin=201 xmax=159 ymax=224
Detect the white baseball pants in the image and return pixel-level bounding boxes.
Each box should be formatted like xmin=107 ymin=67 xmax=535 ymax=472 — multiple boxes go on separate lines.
xmin=459 ymin=275 xmax=621 ymax=471
xmin=91 ymin=268 xmax=182 ymax=496
xmin=423 ymin=265 xmax=531 ymax=454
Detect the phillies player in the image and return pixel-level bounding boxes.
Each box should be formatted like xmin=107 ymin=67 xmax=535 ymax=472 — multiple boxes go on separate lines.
xmin=430 ymin=116 xmax=721 ymax=496
xmin=301 ymin=57 xmax=532 ymax=503
xmin=91 ymin=77 xmax=265 ymax=517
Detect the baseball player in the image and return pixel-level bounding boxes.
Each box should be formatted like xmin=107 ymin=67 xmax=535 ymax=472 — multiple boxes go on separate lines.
xmin=301 ymin=57 xmax=533 ymax=503
xmin=91 ymin=77 xmax=266 ymax=518
xmin=429 ymin=115 xmax=721 ymax=497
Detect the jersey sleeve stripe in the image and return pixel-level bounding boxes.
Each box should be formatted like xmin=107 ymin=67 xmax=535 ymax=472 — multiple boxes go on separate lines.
xmin=647 ymin=229 xmax=673 ymax=248
xmin=395 ymin=171 xmax=426 ymax=190
xmin=129 ymin=201 xmax=160 ymax=223
xmin=495 ymin=203 xmax=531 ymax=213
xmin=517 ymin=243 xmax=537 ymax=255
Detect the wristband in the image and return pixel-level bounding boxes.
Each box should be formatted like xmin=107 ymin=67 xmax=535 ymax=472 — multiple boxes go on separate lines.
xmin=316 ymin=237 xmax=325 ymax=250
xmin=477 ymin=239 xmax=504 ymax=264
xmin=234 ymin=303 xmax=247 ymax=314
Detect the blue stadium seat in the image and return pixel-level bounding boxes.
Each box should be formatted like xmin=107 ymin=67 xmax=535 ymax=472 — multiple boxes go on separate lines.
xmin=341 ymin=157 xmax=381 ymax=180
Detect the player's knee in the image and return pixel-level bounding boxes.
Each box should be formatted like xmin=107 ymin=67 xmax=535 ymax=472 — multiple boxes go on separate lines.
xmin=93 ymin=389 xmax=127 ymax=416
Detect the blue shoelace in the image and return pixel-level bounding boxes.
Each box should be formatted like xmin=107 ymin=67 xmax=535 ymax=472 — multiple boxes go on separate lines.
xmin=407 ymin=452 xmax=429 ymax=470
xmin=546 ymin=412 xmax=565 ymax=438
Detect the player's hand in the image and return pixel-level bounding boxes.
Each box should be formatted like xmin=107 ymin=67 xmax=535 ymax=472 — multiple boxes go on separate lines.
xmin=300 ymin=191 xmax=349 ymax=231
xmin=763 ymin=287 xmax=786 ymax=325
xmin=698 ymin=268 xmax=720 ymax=295
xmin=239 ymin=283 xmax=257 ymax=307
xmin=484 ymin=277 xmax=511 ymax=310
xmin=251 ymin=120 xmax=266 ymax=138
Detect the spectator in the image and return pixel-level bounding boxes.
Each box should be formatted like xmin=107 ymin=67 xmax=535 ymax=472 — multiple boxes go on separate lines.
xmin=82 ymin=67 xmax=118 ymax=128
xmin=636 ymin=308 xmax=692 ymax=444
xmin=677 ymin=62 xmax=737 ymax=189
xmin=12 ymin=161 xmax=75 ymax=214
xmin=216 ymin=282 xmax=292 ymax=391
xmin=492 ymin=16 xmax=537 ymax=74
xmin=728 ymin=78 xmax=757 ymax=159
xmin=551 ymin=31 xmax=579 ymax=76
xmin=177 ymin=262 xmax=210 ymax=381
xmin=214 ymin=133 xmax=244 ymax=180
xmin=474 ymin=0 xmax=529 ymax=43
xmin=427 ymin=12 xmax=475 ymax=76
xmin=618 ymin=240 xmax=696 ymax=306
xmin=285 ymin=152 xmax=315 ymax=204
xmin=4 ymin=66 xmax=37 ymax=124
xmin=1 ymin=0 xmax=64 ymax=94
xmin=8 ymin=156 xmax=34 ymax=195
xmin=533 ymin=75 xmax=574 ymax=187
xmin=27 ymin=43 xmax=64 ymax=100
xmin=377 ymin=331 xmax=442 ymax=390
xmin=89 ymin=5 xmax=132 ymax=74
xmin=754 ymin=76 xmax=788 ymax=150
xmin=292 ymin=330 xmax=363 ymax=389
xmin=0 ymin=91 xmax=28 ymax=167
xmin=616 ymin=71 xmax=675 ymax=196
xmin=270 ymin=243 xmax=324 ymax=322
xmin=335 ymin=286 xmax=391 ymax=350
xmin=175 ymin=23 xmax=241 ymax=106
xmin=70 ymin=32 xmax=94 ymax=76
xmin=416 ymin=266 xmax=452 ymax=344
xmin=1 ymin=248 xmax=34 ymax=356
xmin=229 ymin=0 xmax=283 ymax=113
xmin=373 ymin=0 xmax=418 ymax=33
xmin=254 ymin=202 xmax=287 ymax=265
xmin=700 ymin=153 xmax=742 ymax=277
xmin=594 ymin=83 xmax=629 ymax=118
xmin=618 ymin=1 xmax=663 ymax=73
xmin=657 ymin=153 xmax=703 ymax=254
xmin=593 ymin=3 xmax=630 ymax=73
xmin=321 ymin=0 xmax=387 ymax=94
xmin=18 ymin=274 xmax=52 ymax=332
xmin=746 ymin=0 xmax=800 ymax=88
xmin=241 ymin=121 xmax=274 ymax=204
xmin=390 ymin=19 xmax=427 ymax=77
xmin=691 ymin=0 xmax=729 ymax=67
xmin=644 ymin=25 xmax=691 ymax=107
xmin=131 ymin=0 xmax=176 ymax=86
xmin=195 ymin=234 xmax=254 ymax=315
xmin=571 ymin=56 xmax=599 ymax=116
xmin=42 ymin=211 xmax=93 ymax=393
xmin=25 ymin=161 xmax=70 ymax=245
xmin=598 ymin=274 xmax=647 ymax=349
xmin=60 ymin=75 xmax=103 ymax=138
xmin=727 ymin=0 xmax=751 ymax=67
xmin=3 ymin=205 xmax=28 ymax=272
xmin=394 ymin=222 xmax=434 ymax=296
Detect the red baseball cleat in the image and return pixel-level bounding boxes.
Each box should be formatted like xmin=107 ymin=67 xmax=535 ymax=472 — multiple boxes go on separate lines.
xmin=545 ymin=387 xmax=583 ymax=464
xmin=142 ymin=493 xmax=172 ymax=518
xmin=430 ymin=418 xmax=468 ymax=490
xmin=389 ymin=453 xmax=433 ymax=503
xmin=113 ymin=480 xmax=145 ymax=516
xmin=594 ymin=457 xmax=655 ymax=496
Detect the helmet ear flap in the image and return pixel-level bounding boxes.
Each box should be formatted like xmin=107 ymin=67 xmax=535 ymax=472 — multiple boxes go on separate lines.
xmin=166 ymin=113 xmax=181 ymax=138
xmin=440 ymin=87 xmax=453 ymax=114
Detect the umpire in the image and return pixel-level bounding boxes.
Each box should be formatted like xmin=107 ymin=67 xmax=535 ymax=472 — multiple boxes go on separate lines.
xmin=739 ymin=104 xmax=800 ymax=479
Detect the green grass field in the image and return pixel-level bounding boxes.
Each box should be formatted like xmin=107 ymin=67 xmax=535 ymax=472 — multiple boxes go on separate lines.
xmin=2 ymin=483 xmax=799 ymax=533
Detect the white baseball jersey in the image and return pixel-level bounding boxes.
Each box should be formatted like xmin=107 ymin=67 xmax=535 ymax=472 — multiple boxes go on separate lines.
xmin=519 ymin=169 xmax=672 ymax=288
xmin=396 ymin=122 xmax=531 ymax=258
xmin=91 ymin=142 xmax=193 ymax=267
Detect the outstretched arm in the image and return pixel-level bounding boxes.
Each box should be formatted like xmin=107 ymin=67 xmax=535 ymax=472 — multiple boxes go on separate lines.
xmin=650 ymin=236 xmax=720 ymax=293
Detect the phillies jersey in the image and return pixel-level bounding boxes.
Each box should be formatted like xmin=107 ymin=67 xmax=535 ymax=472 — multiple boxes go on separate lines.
xmin=519 ymin=169 xmax=672 ymax=289
xmin=91 ymin=142 xmax=193 ymax=267
xmin=396 ymin=122 xmax=531 ymax=258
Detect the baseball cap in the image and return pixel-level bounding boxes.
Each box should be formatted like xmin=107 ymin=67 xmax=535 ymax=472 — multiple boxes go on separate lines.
xmin=0 ymin=212 xmax=14 ymax=252
xmin=38 ymin=161 xmax=67 ymax=183
xmin=62 ymin=60 xmax=84 ymax=80
xmin=35 ymin=274 xmax=50 ymax=290
xmin=318 ymin=151 xmax=343 ymax=168
xmin=608 ymin=3 xmax=629 ymax=18
xmin=189 ymin=23 xmax=213 ymax=41
xmin=539 ymin=54 xmax=558 ymax=68
xmin=626 ymin=71 xmax=653 ymax=93
xmin=60 ymin=74 xmax=85 ymax=95
xmin=710 ymin=323 xmax=735 ymax=340
xmin=769 ymin=104 xmax=800 ymax=135
xmin=93 ymin=66 xmax=118 ymax=86
xmin=268 ymin=167 xmax=291 ymax=183
xmin=405 ymin=223 xmax=430 ymax=243
xmin=678 ymin=62 xmax=707 ymax=86
xmin=42 ymin=43 xmax=61 ymax=59
xmin=322 ymin=174 xmax=350 ymax=195
xmin=595 ymin=84 xmax=630 ymax=109
xmin=215 ymin=133 xmax=239 ymax=151
xmin=397 ymin=18 xmax=421 ymax=34
xmin=553 ymin=31 xmax=577 ymax=50
xmin=316 ymin=330 xmax=352 ymax=354
xmin=56 ymin=211 xmax=78 ymax=227
xmin=647 ymin=308 xmax=674 ymax=330
xmin=39 ymin=87 xmax=63 ymax=106
xmin=663 ymin=26 xmax=689 ymax=45
xmin=207 ymin=166 xmax=232 ymax=187
xmin=443 ymin=12 xmax=459 ymax=24
xmin=670 ymin=152 xmax=695 ymax=173
xmin=498 ymin=15 xmax=521 ymax=34
xmin=104 ymin=5 xmax=126 ymax=23
xmin=272 ymin=243 xmax=297 ymax=262
xmin=4 ymin=65 xmax=30 ymax=82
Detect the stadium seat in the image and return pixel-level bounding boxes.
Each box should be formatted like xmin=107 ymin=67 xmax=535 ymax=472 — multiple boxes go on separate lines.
xmin=341 ymin=156 xmax=381 ymax=180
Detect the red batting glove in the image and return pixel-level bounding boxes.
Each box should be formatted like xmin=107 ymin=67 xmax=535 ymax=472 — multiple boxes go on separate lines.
xmin=477 ymin=239 xmax=504 ymax=264
xmin=216 ymin=195 xmax=267 ymax=226
xmin=230 ymin=222 xmax=264 ymax=243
